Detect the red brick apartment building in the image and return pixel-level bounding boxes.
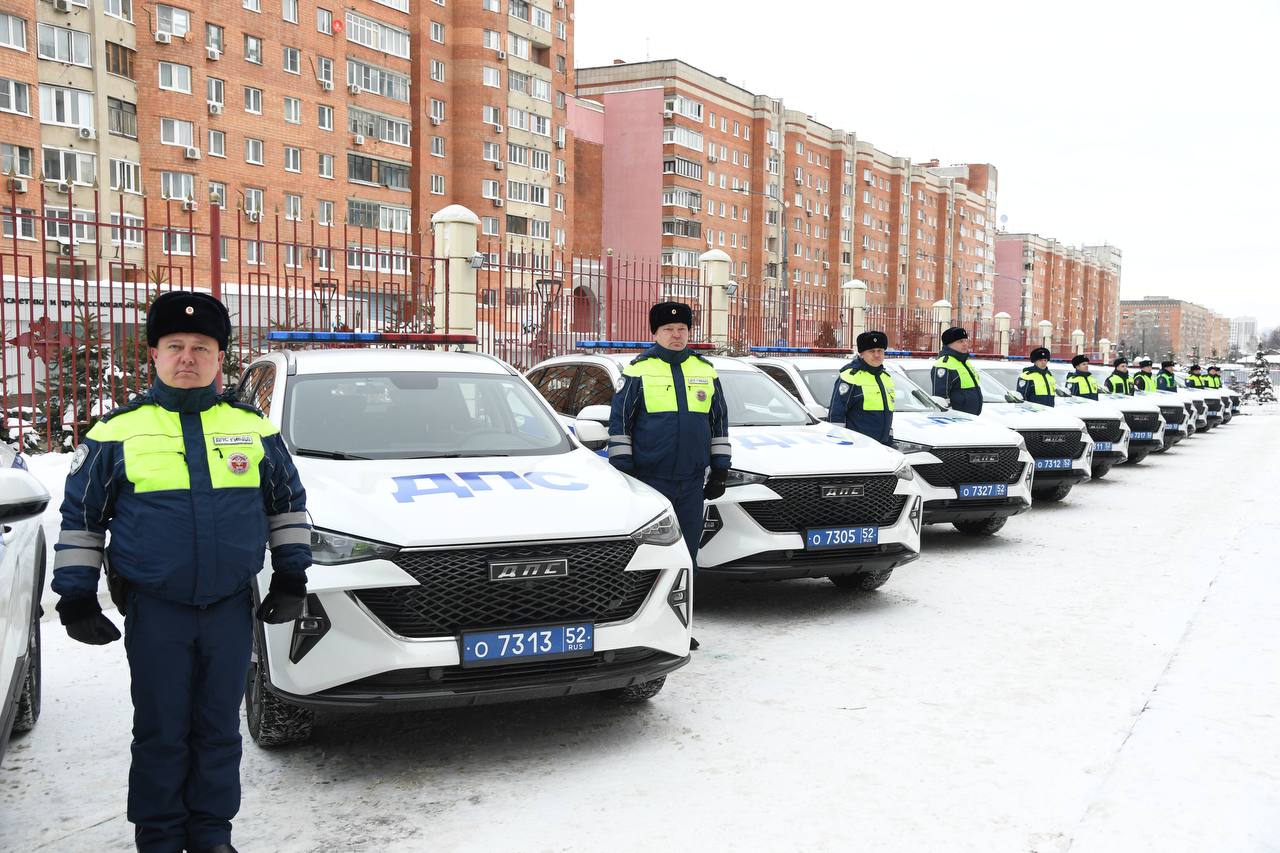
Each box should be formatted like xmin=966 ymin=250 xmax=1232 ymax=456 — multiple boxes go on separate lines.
xmin=994 ymin=232 xmax=1121 ymax=348
xmin=1118 ymin=296 xmax=1229 ymax=363
xmin=0 ymin=0 xmax=577 ymax=286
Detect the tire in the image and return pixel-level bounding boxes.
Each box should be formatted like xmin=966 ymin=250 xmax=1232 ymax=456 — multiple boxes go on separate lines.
xmin=953 ymin=516 xmax=1008 ymax=537
xmin=12 ymin=539 xmax=45 ymax=735
xmin=829 ymin=569 xmax=893 ymax=591
xmin=1032 ymin=481 xmax=1073 ymax=503
xmin=606 ymin=676 xmax=667 ymax=703
xmin=1091 ymin=461 xmax=1115 ymax=479
xmin=245 ymin=636 xmax=314 ymax=747
xmin=1125 ymin=448 xmax=1150 ymax=465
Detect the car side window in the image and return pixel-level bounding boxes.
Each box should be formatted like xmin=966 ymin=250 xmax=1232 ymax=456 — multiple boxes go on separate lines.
xmin=572 ymin=366 xmax=615 ymax=413
xmin=759 ymin=365 xmax=801 ymax=400
xmin=533 ymin=365 xmax=578 ymax=414
xmin=252 ymin=364 xmax=277 ymax=416
xmin=236 ymin=366 xmax=265 ymax=406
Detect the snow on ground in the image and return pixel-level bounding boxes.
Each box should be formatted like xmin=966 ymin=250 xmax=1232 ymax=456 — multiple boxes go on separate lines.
xmin=4 ymin=406 xmax=1279 ymax=852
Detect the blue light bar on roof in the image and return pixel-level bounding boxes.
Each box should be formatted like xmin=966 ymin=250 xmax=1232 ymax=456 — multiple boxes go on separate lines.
xmin=749 ymin=345 xmax=852 ymax=354
xmin=575 ymin=340 xmax=713 ymax=350
xmin=267 ymin=331 xmax=479 ymax=345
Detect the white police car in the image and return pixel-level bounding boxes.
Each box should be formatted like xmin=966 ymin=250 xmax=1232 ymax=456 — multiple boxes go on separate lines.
xmin=748 ymin=353 xmax=1034 ymax=537
xmin=0 ymin=445 xmax=49 ymax=763
xmin=892 ymin=357 xmax=1094 ymax=503
xmin=234 ymin=336 xmax=694 ymax=746
xmin=1175 ymin=373 xmax=1234 ymax=426
xmin=527 ymin=347 xmax=922 ymax=591
xmin=1041 ymin=366 xmax=1167 ymax=464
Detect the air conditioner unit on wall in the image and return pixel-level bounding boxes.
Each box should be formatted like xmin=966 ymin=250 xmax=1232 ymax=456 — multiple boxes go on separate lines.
xmin=348 ymin=83 xmax=360 ymax=95
xmin=494 ymin=161 xmax=503 ymax=171
xmin=154 ymin=31 xmax=172 ymax=44
xmin=497 ymin=50 xmax=506 ymax=60
xmin=207 ymin=46 xmax=221 ymax=61
xmin=430 ymin=117 xmax=441 ymax=126
xmin=6 ymin=177 xmax=27 ymax=193
xmin=208 ymin=101 xmax=223 ymax=115
xmin=321 ymin=80 xmax=333 ymax=91
xmin=53 ymin=181 xmax=70 ymax=194
xmin=492 ymin=198 xmax=504 ymax=207
xmin=353 ymin=134 xmax=365 ymax=145
xmin=494 ymin=125 xmax=504 ymax=133
xmin=184 ymin=146 xmax=200 ymax=160
xmin=78 ymin=126 xmax=96 ymax=140
xmin=182 ymin=200 xmax=197 ymax=212
xmin=53 ymin=0 xmax=72 ymax=12
xmin=246 ymin=210 xmax=261 ymax=223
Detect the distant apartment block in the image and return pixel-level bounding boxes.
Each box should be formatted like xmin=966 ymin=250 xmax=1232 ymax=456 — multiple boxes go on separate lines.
xmin=994 ymin=233 xmax=1121 ymax=347
xmin=1118 ymin=296 xmax=1229 ymax=362
xmin=1230 ymin=316 xmax=1258 ymax=354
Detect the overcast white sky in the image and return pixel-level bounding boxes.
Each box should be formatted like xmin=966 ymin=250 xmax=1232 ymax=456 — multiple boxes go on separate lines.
xmin=575 ymin=0 xmax=1280 ymax=330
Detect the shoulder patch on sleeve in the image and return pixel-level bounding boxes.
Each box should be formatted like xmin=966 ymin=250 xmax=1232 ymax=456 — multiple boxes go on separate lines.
xmin=68 ymin=443 xmax=90 ymax=475
xmin=935 ymin=367 xmax=947 ymax=379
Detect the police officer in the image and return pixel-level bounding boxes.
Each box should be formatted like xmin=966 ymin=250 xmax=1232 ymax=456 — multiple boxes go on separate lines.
xmin=52 ymin=291 xmax=311 ymax=853
xmin=1104 ymin=357 xmax=1135 ymax=395
xmin=1206 ymin=365 xmax=1223 ymax=388
xmin=1065 ymin=354 xmax=1100 ymax=399
xmin=828 ymin=330 xmax=894 ymax=445
xmin=1133 ymin=358 xmax=1158 ymax=391
xmin=1156 ymin=360 xmax=1179 ymax=391
xmin=1185 ymin=364 xmax=1206 ymax=388
xmin=931 ymin=326 xmax=982 ymax=415
xmin=1017 ymin=347 xmax=1057 ymax=406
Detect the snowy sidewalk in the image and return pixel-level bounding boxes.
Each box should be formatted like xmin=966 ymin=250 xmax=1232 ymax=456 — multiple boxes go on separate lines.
xmin=3 ymin=407 xmax=1278 ymax=852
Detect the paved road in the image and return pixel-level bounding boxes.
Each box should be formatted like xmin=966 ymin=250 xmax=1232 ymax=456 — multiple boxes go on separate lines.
xmin=4 ymin=407 xmax=1278 ymax=852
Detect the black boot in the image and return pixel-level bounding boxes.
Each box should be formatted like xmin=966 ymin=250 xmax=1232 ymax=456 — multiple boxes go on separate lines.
xmin=190 ymin=845 xmax=239 ymax=853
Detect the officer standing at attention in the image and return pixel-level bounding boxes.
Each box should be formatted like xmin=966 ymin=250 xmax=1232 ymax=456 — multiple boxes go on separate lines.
xmin=828 ymin=331 xmax=895 ymax=445
xmin=1104 ymin=357 xmax=1135 ymax=395
xmin=1132 ymin=358 xmax=1158 ymax=391
xmin=1017 ymin=347 xmax=1057 ymax=406
xmin=931 ymin=326 xmax=982 ymax=415
xmin=1206 ymin=365 xmax=1223 ymax=388
xmin=608 ymin=302 xmax=731 ymax=649
xmin=1065 ymin=354 xmax=1100 ymax=399
xmin=1156 ymin=360 xmax=1179 ymax=391
xmin=1185 ymin=364 xmax=1206 ymax=388
xmin=52 ymin=291 xmax=311 ymax=853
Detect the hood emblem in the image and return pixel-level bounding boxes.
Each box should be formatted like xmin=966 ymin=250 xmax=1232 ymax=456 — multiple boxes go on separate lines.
xmin=1041 ymin=435 xmax=1066 ymax=444
xmin=488 ymin=559 xmax=569 ymax=581
xmin=968 ymin=452 xmax=1000 ymax=464
xmin=820 ymin=484 xmax=864 ymax=499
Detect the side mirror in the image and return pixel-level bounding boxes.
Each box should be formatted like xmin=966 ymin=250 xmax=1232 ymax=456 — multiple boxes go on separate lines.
xmin=0 ymin=467 xmax=51 ymax=525
xmin=929 ymin=395 xmax=952 ymax=410
xmin=573 ymin=404 xmax=612 ymax=451
xmin=1005 ymin=391 xmax=1025 ymax=404
xmin=806 ymin=403 xmax=829 ymax=420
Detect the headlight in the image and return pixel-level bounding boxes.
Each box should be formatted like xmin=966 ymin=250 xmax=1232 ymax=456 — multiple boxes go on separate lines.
xmin=310 ymin=529 xmax=399 ymax=565
xmin=725 ymin=469 xmax=768 ymax=487
xmin=632 ymin=511 xmax=683 ymax=546
xmin=1014 ymin=434 xmax=1028 ymax=452
xmin=891 ymin=439 xmax=932 ymax=455
xmin=893 ymin=458 xmax=915 ymax=481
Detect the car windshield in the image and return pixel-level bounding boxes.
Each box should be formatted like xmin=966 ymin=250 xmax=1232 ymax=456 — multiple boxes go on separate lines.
xmin=719 ymin=369 xmax=813 ymax=426
xmin=284 ymin=371 xmax=572 ymax=459
xmin=900 ymin=365 xmax=1013 ymax=404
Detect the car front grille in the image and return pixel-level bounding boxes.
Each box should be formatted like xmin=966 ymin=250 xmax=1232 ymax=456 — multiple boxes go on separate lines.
xmin=1205 ymin=398 xmax=1221 ymax=413
xmin=1083 ymin=419 xmax=1124 ymax=444
xmin=1157 ymin=405 xmax=1184 ymax=425
xmin=1125 ymin=412 xmax=1163 ymax=433
xmin=911 ymin=446 xmax=1024 ymax=487
xmin=1191 ymin=399 xmax=1205 ymax=413
xmin=1019 ymin=430 xmax=1086 ymax=460
xmin=740 ymin=474 xmax=908 ymax=533
xmin=352 ymin=539 xmax=657 ymax=639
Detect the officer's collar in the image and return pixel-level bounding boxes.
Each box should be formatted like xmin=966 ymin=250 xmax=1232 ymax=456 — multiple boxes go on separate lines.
xmin=850 ymin=356 xmax=882 ymax=372
xmin=941 ymin=345 xmax=969 ymax=360
xmin=649 ymin=343 xmax=692 ymax=364
xmin=150 ymin=378 xmax=219 ymax=413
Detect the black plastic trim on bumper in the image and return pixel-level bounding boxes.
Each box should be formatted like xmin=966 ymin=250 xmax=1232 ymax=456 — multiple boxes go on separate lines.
xmin=1129 ymin=438 xmax=1164 ymax=449
xmin=1031 ymin=468 xmax=1089 ymax=484
xmin=271 ymin=650 xmax=690 ymax=712
xmin=1093 ymin=450 xmax=1127 ymax=460
xmin=923 ymin=496 xmax=1031 ymax=523
xmin=699 ymin=543 xmax=918 ymax=580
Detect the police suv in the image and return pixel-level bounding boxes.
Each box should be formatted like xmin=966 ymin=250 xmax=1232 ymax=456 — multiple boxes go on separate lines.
xmin=1046 ymin=366 xmax=1168 ymax=464
xmin=966 ymin=360 xmax=1131 ymax=478
xmin=748 ymin=353 xmax=1034 ymax=537
xmin=527 ymin=348 xmax=922 ymax=591
xmin=892 ymin=358 xmax=1094 ymax=503
xmin=234 ymin=337 xmax=695 ymax=746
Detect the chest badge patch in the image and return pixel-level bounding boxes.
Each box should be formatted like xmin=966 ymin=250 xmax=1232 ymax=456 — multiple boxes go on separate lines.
xmin=227 ymin=452 xmax=251 ymax=475
xmin=696 ymin=390 xmax=708 ymax=402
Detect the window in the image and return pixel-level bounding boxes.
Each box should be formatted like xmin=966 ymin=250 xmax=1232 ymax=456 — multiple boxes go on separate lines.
xmin=244 ymin=187 xmax=263 ymax=213
xmin=318 ymin=200 xmax=334 ymax=225
xmin=483 ymin=29 xmax=500 ymax=49
xmin=107 ymin=98 xmax=137 ymax=138
xmin=160 ymin=117 xmax=194 ymax=147
xmin=346 ymin=59 xmax=409 ymax=102
xmin=483 ymin=0 xmax=499 ymax=10
xmin=531 ymin=149 xmax=550 ymax=171
xmin=430 ymin=174 xmax=445 ymax=195
xmin=663 ymin=125 xmax=704 ymax=151
xmin=347 ymin=153 xmax=409 ymax=190
xmin=531 ymin=219 xmax=550 ymax=240
xmin=282 ymin=0 xmax=298 ymax=23
xmin=345 ymin=11 xmax=410 ymax=58
xmin=0 ymin=78 xmax=29 ymax=115
xmin=44 ymin=206 xmax=97 ymax=244
xmin=0 ymin=14 xmax=26 ymax=51
xmin=430 ymin=21 xmax=444 ymax=43
xmin=243 ymin=0 xmax=260 ymax=9
xmin=42 ymin=147 xmax=95 ymax=185
xmin=1 ymin=143 xmax=33 ymax=176
xmin=161 ymin=171 xmax=194 ymax=200
xmin=158 ymin=61 xmax=192 ymax=93
xmin=532 ymin=7 xmax=551 ymax=30
xmin=283 ymin=46 xmax=300 ymax=74
xmin=245 ymin=137 xmax=263 ymax=164
xmin=663 ymin=156 xmax=703 ymax=180
xmin=283 ymin=96 xmax=300 ymax=123
xmin=510 ymin=0 xmax=531 ymax=22
xmin=430 ymin=59 xmax=445 ymax=82
xmin=109 ymin=214 xmax=144 ymax=246
xmin=207 ymin=77 xmax=224 ymax=105
xmin=348 ymin=108 xmax=410 ymax=145
xmin=508 ymin=33 xmax=530 ymax=59
xmin=483 ymin=105 xmax=500 ymax=125
xmin=481 ymin=179 xmax=499 ymax=199
xmin=163 ymin=228 xmax=194 ymax=256
xmin=317 ymin=56 xmax=333 ymax=85
xmin=483 ymin=66 xmax=500 ymax=87
xmin=2 ymin=206 xmax=36 ymax=240
xmin=482 ymin=216 xmax=499 ymax=236
xmin=244 ymin=34 xmax=262 ymax=64
xmin=208 ymin=181 xmax=226 ymax=207
xmin=284 ymin=146 xmax=301 ymax=172
xmin=244 ymin=86 xmax=261 ymax=113
xmin=285 ymin=193 xmax=301 ymax=220
xmin=373 ymin=0 xmax=410 ymax=10
xmin=37 ymin=23 xmax=90 ymax=66
xmin=318 ymin=104 xmax=333 ymax=130
xmin=316 ymin=7 xmax=333 ymax=33
xmin=155 ymin=5 xmax=190 ymax=38
xmin=435 ymin=137 xmax=449 ymax=157
xmin=318 ymin=153 xmax=333 ymax=178
xmin=531 ymin=78 xmax=551 ymax=102
xmin=208 ymin=129 xmax=225 ymax=157
xmin=664 ymin=95 xmax=703 ymax=121
xmin=105 ymin=43 xmax=135 ymax=79
xmin=205 ymin=23 xmax=223 ymax=52
xmin=482 ymin=141 xmax=500 ymax=161
xmin=555 ymin=192 xmax=564 ymax=212
xmin=430 ymin=98 xmax=445 ymax=121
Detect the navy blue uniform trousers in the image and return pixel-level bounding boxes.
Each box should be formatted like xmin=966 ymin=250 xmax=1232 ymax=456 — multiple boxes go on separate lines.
xmin=635 ymin=475 xmax=705 ymax=565
xmin=125 ymin=588 xmax=253 ymax=853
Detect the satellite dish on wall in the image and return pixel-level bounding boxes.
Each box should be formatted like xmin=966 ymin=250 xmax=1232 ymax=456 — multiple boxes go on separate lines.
xmin=1000 ymin=214 xmax=1008 ymax=225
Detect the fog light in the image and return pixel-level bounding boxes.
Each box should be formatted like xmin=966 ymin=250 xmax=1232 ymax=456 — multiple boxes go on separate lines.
xmin=909 ymin=496 xmax=922 ymax=533
xmin=289 ymin=594 xmax=330 ymax=664
xmin=667 ymin=568 xmax=690 ymax=628
xmin=701 ymin=505 xmax=723 ymax=547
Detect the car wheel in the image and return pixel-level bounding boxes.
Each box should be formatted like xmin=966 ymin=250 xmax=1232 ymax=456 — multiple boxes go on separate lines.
xmin=1091 ymin=461 xmax=1116 ymax=479
xmin=829 ymin=570 xmax=893 ymax=591
xmin=11 ymin=606 xmax=40 ymax=734
xmin=244 ymin=635 xmax=314 ymax=747
xmin=953 ymin=517 xmax=1008 ymax=537
xmin=1032 ymin=482 xmax=1073 ymax=503
xmin=1125 ymin=449 xmax=1150 ymax=465
xmin=607 ymin=676 xmax=667 ymax=703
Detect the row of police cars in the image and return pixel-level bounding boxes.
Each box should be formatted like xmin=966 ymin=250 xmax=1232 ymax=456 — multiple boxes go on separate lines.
xmin=0 ymin=335 xmax=1243 ymax=759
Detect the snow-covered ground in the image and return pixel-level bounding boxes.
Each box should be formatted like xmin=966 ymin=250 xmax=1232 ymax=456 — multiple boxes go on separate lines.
xmin=5 ymin=407 xmax=1279 ymax=852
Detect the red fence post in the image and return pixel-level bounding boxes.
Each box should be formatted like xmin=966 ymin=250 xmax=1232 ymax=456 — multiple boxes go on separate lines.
xmin=210 ymin=200 xmax=222 ymax=300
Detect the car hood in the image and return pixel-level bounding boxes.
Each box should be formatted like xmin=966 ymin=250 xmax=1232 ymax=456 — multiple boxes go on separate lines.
xmin=1052 ymin=397 xmax=1125 ymax=419
xmin=979 ymin=402 xmax=1087 ymax=431
xmin=728 ymin=423 xmax=905 ymax=476
xmin=296 ymin=449 xmax=669 ymax=547
xmin=1097 ymin=394 xmax=1162 ymax=414
xmin=891 ymin=411 xmax=1022 ymax=448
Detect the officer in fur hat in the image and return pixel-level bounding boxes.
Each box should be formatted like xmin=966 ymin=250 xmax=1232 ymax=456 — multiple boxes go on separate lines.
xmin=1065 ymin=354 xmax=1100 ymax=400
xmin=1017 ymin=347 xmax=1057 ymax=406
xmin=828 ymin=331 xmax=895 ymax=445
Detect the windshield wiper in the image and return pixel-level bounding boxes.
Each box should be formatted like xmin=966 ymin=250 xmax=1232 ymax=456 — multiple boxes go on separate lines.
xmin=404 ymin=451 xmax=513 ymax=459
xmin=293 ymin=447 xmax=372 ymax=460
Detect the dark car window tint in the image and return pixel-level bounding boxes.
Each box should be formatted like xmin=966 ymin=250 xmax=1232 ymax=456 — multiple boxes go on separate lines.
xmin=572 ymin=366 xmax=615 ymax=412
xmin=252 ymin=364 xmax=277 ymax=415
xmin=759 ymin=365 xmax=801 ymax=400
xmin=534 ymin=365 xmax=578 ymax=414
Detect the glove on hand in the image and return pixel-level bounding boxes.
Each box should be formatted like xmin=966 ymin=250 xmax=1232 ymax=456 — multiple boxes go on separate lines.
xmin=57 ymin=597 xmax=121 ymax=645
xmin=256 ymin=573 xmax=307 ymax=624
xmin=703 ymin=469 xmax=729 ymax=501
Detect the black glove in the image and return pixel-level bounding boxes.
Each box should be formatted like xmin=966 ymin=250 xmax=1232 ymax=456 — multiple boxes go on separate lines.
xmin=256 ymin=573 xmax=307 ymax=624
xmin=703 ymin=469 xmax=729 ymax=501
xmin=57 ymin=597 xmax=121 ymax=646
